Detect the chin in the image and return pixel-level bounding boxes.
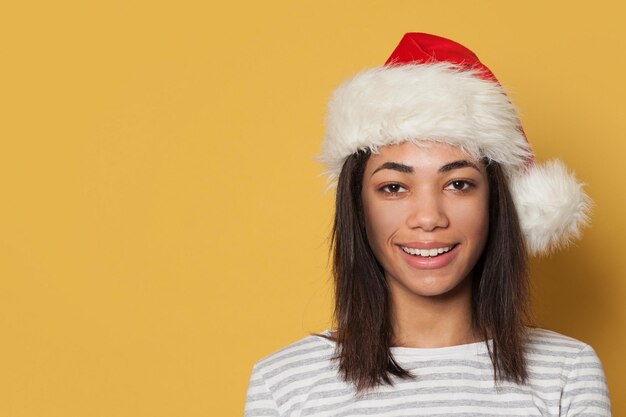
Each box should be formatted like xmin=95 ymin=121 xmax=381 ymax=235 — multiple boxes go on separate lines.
xmin=388 ymin=267 xmax=473 ymax=299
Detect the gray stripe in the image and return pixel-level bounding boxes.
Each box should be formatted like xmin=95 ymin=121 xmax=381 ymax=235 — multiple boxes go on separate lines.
xmin=524 ymin=347 xmax=583 ymax=359
xmin=265 ymin=352 xmax=335 ymax=380
xmin=269 ymin=364 xmax=335 ymax=394
xmin=563 ymin=387 xmax=610 ymax=400
xmin=568 ymin=363 xmax=606 ymax=373
xmin=281 ymin=386 xmax=355 ymax=416
xmin=567 ymin=414 xmax=611 ymax=417
xmin=527 ymin=336 xmax=585 ymax=349
xmin=260 ymin=344 xmax=332 ymax=369
xmin=564 ymin=362 xmax=605 ymax=376
xmin=400 ymin=356 xmax=574 ymax=372
xmin=563 ymin=374 xmax=608 ymax=386
xmin=278 ymin=381 xmax=353 ymax=408
xmin=392 ymin=376 xmax=565 ymax=396
xmin=257 ymin=336 xmax=320 ymax=364
xmin=303 ymin=398 xmax=539 ymax=416
xmin=247 ymin=378 xmax=264 ymax=388
xmin=246 ymin=392 xmax=275 ymax=402
xmin=346 ymin=384 xmax=558 ymax=401
xmin=244 ymin=407 xmax=280 ymax=417
xmin=407 ymin=370 xmax=563 ymax=382
xmin=568 ymin=399 xmax=612 ymax=410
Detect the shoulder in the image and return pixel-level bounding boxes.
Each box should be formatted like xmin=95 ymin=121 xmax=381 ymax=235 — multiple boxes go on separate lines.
xmin=251 ymin=332 xmax=336 ymax=380
xmin=245 ymin=333 xmax=338 ymax=415
xmin=525 ymin=327 xmax=603 ymax=366
xmin=524 ymin=327 xmax=606 ymax=383
xmin=526 ymin=328 xmax=611 ymax=415
xmin=526 ymin=326 xmax=591 ymax=350
xmin=525 ymin=328 xmax=609 ymax=388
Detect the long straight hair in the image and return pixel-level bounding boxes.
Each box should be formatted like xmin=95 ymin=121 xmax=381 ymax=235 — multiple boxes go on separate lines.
xmin=330 ymin=149 xmax=531 ymax=393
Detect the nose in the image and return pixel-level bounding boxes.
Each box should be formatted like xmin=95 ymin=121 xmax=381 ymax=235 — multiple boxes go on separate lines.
xmin=406 ymin=193 xmax=449 ymax=232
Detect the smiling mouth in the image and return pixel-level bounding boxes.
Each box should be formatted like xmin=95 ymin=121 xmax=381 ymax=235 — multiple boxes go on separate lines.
xmin=399 ymin=244 xmax=457 ymax=257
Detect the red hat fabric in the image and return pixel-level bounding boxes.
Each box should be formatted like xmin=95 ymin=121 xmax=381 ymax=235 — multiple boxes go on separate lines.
xmin=385 ymin=33 xmax=498 ymax=83
xmin=318 ymin=32 xmax=590 ymax=255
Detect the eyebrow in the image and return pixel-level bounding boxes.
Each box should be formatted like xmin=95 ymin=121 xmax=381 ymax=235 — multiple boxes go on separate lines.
xmin=438 ymin=160 xmax=481 ymax=173
xmin=371 ymin=162 xmax=413 ymax=176
xmin=371 ymin=159 xmax=480 ymax=177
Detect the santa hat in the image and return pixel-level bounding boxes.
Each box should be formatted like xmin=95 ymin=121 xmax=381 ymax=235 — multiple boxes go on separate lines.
xmin=319 ymin=33 xmax=591 ymax=255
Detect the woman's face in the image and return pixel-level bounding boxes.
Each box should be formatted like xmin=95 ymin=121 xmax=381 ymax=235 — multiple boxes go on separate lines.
xmin=361 ymin=141 xmax=489 ymax=300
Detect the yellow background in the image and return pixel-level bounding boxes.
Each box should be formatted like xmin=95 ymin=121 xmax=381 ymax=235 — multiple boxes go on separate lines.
xmin=1 ymin=1 xmax=624 ymax=415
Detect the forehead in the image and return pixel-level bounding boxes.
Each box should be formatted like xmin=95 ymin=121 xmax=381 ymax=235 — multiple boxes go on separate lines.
xmin=365 ymin=141 xmax=481 ymax=171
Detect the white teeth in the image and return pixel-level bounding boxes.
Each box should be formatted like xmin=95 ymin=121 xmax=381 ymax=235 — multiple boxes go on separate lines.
xmin=401 ymin=245 xmax=453 ymax=257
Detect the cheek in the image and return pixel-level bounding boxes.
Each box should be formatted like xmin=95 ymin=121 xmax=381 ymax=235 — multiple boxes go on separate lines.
xmin=448 ymin=197 xmax=489 ymax=246
xmin=362 ymin=199 xmax=404 ymax=250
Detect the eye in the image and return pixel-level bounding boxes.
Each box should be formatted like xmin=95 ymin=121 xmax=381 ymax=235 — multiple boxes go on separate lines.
xmin=445 ymin=180 xmax=474 ymax=192
xmin=379 ymin=183 xmax=408 ymax=195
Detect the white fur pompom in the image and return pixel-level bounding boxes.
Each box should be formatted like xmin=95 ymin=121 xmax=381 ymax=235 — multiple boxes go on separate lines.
xmin=510 ymin=160 xmax=592 ymax=256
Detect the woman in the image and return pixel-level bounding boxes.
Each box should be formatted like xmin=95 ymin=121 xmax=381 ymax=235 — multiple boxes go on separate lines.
xmin=244 ymin=33 xmax=611 ymax=416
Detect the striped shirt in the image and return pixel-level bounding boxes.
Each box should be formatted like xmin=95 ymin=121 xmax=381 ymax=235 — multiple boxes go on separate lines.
xmin=244 ymin=328 xmax=610 ymax=416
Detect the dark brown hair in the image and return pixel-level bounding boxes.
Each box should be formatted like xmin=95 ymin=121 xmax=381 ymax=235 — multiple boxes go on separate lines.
xmin=329 ymin=149 xmax=531 ymax=392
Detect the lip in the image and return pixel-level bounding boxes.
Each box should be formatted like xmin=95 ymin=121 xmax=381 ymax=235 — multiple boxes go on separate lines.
xmin=397 ymin=242 xmax=459 ymax=270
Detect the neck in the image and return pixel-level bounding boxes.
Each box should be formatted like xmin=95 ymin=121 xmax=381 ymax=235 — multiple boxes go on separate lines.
xmin=388 ymin=275 xmax=480 ymax=348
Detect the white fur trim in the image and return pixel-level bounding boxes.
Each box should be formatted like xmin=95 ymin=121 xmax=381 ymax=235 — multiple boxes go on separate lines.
xmin=511 ymin=160 xmax=592 ymax=255
xmin=318 ymin=63 xmax=532 ymax=181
